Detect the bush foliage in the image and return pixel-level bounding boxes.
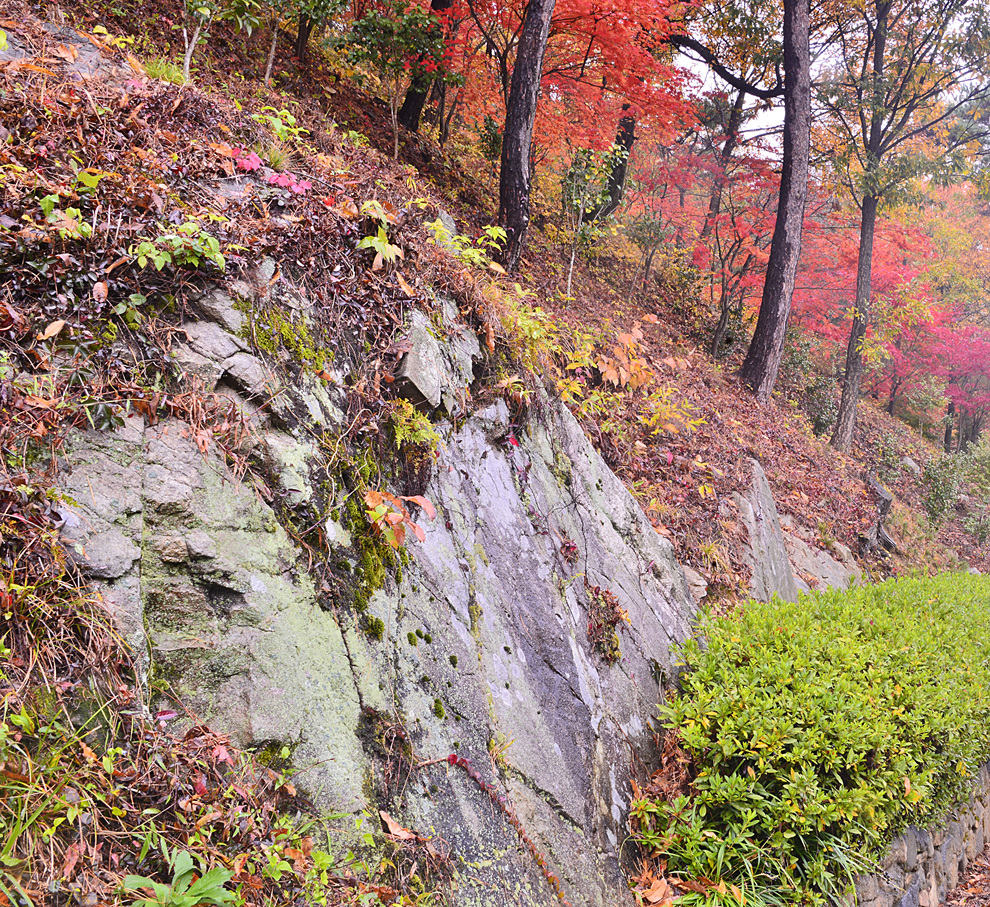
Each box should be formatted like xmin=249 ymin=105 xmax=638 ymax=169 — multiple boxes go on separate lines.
xmin=632 ymin=574 xmax=990 ymax=906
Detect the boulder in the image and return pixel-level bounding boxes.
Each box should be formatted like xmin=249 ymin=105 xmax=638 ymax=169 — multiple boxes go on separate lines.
xmin=395 ymin=307 xmax=481 ymax=415
xmin=901 ymin=456 xmax=922 ymax=477
xmin=734 ymin=460 xmax=799 ymax=603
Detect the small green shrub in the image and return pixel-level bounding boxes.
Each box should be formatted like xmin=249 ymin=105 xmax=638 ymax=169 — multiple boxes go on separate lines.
xmin=632 ymin=574 xmax=990 ymax=906
xmin=874 ymin=435 xmax=902 ymax=483
xmin=144 ymin=58 xmax=186 ymax=84
xmin=388 ymin=398 xmax=440 ymax=451
xmin=921 ymin=455 xmax=959 ymax=526
xmin=804 ymin=375 xmax=838 ymax=437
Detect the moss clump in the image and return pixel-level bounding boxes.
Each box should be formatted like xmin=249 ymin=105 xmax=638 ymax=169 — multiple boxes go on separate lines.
xmin=415 ymin=628 xmax=424 ymax=639
xmin=251 ymin=740 xmax=296 ymax=772
xmin=363 ymin=615 xmax=385 ymax=640
xmin=247 ymin=304 xmax=329 ymax=371
xmin=468 ymin=600 xmax=483 ymax=640
xmin=407 ymin=632 xmax=418 ymax=647
xmin=432 ymin=698 xmax=445 ymax=719
xmin=449 ymin=655 xmax=458 ymax=668
xmin=343 ymin=494 xmax=398 ymax=613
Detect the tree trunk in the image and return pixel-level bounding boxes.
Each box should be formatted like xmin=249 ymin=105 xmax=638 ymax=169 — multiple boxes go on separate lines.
xmin=587 ymin=108 xmax=636 ymax=222
xmin=264 ymin=21 xmax=278 ymax=86
xmin=700 ymin=90 xmax=746 ymax=241
xmin=182 ymin=15 xmax=208 ymax=82
xmin=398 ymin=0 xmax=454 ymax=132
xmin=711 ymin=280 xmax=732 ymax=358
xmin=944 ymin=400 xmax=956 ymax=452
xmin=295 ymin=13 xmax=314 ymax=62
xmin=498 ymin=0 xmax=556 ymax=273
xmin=738 ymin=0 xmax=811 ymax=403
xmin=830 ymin=194 xmax=880 ymax=451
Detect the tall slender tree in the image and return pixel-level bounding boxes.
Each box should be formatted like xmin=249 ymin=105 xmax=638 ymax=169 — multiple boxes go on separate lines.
xmin=670 ymin=0 xmax=812 ymax=403
xmin=499 ymin=0 xmax=557 ymax=272
xmin=823 ymin=0 xmax=990 ymax=451
xmin=738 ymin=0 xmax=811 ymax=401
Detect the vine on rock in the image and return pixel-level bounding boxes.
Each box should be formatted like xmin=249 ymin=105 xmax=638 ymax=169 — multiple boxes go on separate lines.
xmin=445 ymin=754 xmax=572 ymax=906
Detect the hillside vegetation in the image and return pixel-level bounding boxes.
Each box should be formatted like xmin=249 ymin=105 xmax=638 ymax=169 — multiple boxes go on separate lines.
xmin=2 ymin=0 xmax=990 ymax=905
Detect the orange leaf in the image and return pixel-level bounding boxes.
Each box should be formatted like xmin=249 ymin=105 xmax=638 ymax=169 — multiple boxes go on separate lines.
xmin=380 ymin=811 xmax=417 ymax=840
xmin=402 ymin=495 xmax=436 ymax=520
xmin=54 ymin=43 xmax=79 ymax=63
xmin=18 ymin=63 xmax=58 ymax=75
xmin=363 ymin=489 xmax=384 ymax=508
xmin=396 ymin=273 xmax=416 ymax=297
xmin=39 ymin=319 xmax=66 ymax=341
xmin=409 ymin=521 xmax=425 ymax=543
xmin=24 ymin=395 xmax=57 ymax=408
xmin=92 ymin=281 xmax=108 ymax=303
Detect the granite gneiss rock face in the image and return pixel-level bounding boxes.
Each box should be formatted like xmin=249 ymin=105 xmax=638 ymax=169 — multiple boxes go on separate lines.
xmin=58 ymin=296 xmax=695 ymax=907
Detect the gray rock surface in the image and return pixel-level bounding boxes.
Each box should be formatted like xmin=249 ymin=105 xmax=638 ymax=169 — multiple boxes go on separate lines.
xmin=221 ymin=351 xmax=271 ymax=399
xmin=196 ymin=289 xmax=246 ymax=334
xmin=181 ymin=321 xmax=247 ymax=362
xmin=783 ymin=529 xmax=861 ymax=593
xmin=901 ymin=457 xmax=922 ymax=477
xmin=395 ymin=307 xmax=480 ymax=415
xmin=734 ymin=460 xmax=800 ymax=602
xmin=59 ymin=371 xmax=694 ymax=907
xmin=395 ymin=310 xmax=444 ymax=407
xmin=736 ymin=461 xmax=862 ymax=600
xmin=169 ymin=343 xmax=224 ymax=388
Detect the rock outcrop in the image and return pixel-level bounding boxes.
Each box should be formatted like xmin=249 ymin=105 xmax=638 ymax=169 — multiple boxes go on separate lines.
xmin=58 ymin=289 xmax=695 ymax=907
xmin=735 ymin=459 xmax=862 ymax=602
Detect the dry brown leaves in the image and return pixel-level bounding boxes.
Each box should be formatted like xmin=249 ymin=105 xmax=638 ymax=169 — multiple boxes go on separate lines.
xmin=948 ymin=845 xmax=990 ymax=907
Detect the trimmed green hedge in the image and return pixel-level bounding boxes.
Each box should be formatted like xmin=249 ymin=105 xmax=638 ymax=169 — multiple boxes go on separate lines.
xmin=632 ymin=574 xmax=990 ymax=906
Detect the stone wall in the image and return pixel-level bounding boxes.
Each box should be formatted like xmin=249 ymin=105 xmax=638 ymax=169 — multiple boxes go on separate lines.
xmin=855 ymin=765 xmax=990 ymax=907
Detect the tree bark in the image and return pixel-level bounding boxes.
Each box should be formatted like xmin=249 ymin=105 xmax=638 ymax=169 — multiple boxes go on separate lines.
xmin=587 ymin=108 xmax=636 ymax=222
xmin=498 ymin=0 xmax=556 ymax=273
xmin=944 ymin=400 xmax=956 ymax=452
xmin=738 ymin=0 xmax=811 ymax=402
xmin=397 ymin=0 xmax=454 ymax=132
xmin=264 ymin=21 xmax=278 ymax=86
xmin=830 ymin=194 xmax=880 ymax=451
xmin=295 ymin=13 xmax=314 ymax=62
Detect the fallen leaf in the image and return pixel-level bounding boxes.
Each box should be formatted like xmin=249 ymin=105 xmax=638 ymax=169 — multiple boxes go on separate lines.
xmin=396 ymin=273 xmax=416 ymax=296
xmin=39 ymin=319 xmax=66 ymax=341
xmin=53 ymin=43 xmax=79 ymax=63
xmin=380 ymin=810 xmax=417 ymax=840
xmin=92 ymin=281 xmax=107 ymax=302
